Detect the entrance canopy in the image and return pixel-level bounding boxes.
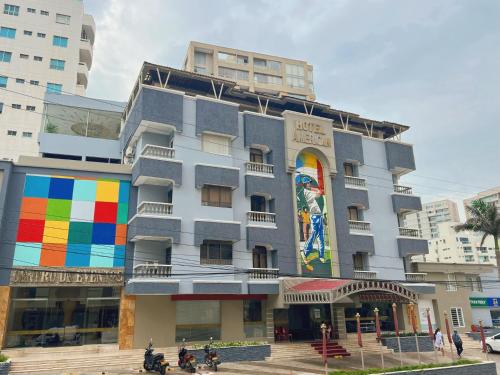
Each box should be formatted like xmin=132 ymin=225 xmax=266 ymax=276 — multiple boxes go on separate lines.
xmin=282 ymin=278 xmax=417 ymax=304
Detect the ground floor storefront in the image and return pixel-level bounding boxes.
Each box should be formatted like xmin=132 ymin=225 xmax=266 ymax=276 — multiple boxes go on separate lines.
xmin=470 ymin=296 xmax=500 ymax=327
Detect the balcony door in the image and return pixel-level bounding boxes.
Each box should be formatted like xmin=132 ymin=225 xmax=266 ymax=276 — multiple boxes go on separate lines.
xmin=252 ymin=246 xmax=268 ymax=269
xmin=251 ymin=195 xmax=266 ymax=212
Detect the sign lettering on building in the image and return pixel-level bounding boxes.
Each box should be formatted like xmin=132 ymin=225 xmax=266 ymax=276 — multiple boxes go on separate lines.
xmin=10 ymin=267 xmax=124 ymax=287
xmin=293 ymin=120 xmax=332 ymax=147
xmin=469 ymin=297 xmax=500 ymax=308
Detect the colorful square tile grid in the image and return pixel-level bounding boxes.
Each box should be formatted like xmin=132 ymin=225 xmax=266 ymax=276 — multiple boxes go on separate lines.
xmin=14 ymin=174 xmax=130 ymax=268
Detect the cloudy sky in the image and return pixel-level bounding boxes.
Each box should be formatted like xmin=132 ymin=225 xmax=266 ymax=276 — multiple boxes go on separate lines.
xmin=84 ymin=0 xmax=500 ymax=218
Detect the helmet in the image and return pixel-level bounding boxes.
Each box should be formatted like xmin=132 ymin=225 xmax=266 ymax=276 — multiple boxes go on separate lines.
xmin=302 ymin=176 xmax=312 ymax=184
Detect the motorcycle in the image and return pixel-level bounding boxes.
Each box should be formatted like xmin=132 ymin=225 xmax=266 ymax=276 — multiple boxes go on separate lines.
xmin=144 ymin=339 xmax=169 ymax=375
xmin=178 ymin=338 xmax=198 ymax=373
xmin=204 ymin=337 xmax=221 ymax=371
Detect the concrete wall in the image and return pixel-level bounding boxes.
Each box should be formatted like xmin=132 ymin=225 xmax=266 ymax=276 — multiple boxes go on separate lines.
xmin=221 ymin=300 xmax=244 ymax=341
xmin=38 ymin=133 xmax=121 ymax=160
xmin=133 ymin=295 xmax=176 ymax=347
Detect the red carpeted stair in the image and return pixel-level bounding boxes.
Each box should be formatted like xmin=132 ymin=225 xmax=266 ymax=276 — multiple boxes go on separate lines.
xmin=310 ymin=341 xmax=351 ymax=357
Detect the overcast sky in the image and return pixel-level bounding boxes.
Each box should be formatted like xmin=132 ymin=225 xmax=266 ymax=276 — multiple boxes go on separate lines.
xmin=84 ymin=0 xmax=500 ymax=218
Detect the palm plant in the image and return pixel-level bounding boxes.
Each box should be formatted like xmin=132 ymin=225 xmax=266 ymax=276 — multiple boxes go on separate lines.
xmin=455 ymin=200 xmax=500 ymax=275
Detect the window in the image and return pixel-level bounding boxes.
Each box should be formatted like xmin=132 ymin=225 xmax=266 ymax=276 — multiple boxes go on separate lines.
xmin=50 ymin=59 xmax=65 ymax=71
xmin=34 ymin=56 xmax=42 ymax=61
xmin=0 ymin=27 xmax=16 ymax=39
xmin=202 ymin=133 xmax=230 ymax=155
xmin=446 ymin=273 xmax=458 ymax=292
xmin=254 ymin=73 xmax=282 ymax=85
xmin=344 ymin=163 xmax=354 ymax=177
xmin=244 ymin=300 xmax=262 ymax=322
xmin=217 ymin=67 xmax=249 ymax=81
xmin=27 ymin=7 xmax=36 ymax=13
xmin=218 ymin=52 xmax=237 ymax=63
xmin=466 ymin=275 xmax=482 ymax=292
xmin=253 ymin=58 xmax=266 ymax=68
xmin=450 ymin=307 xmax=465 ymax=328
xmin=200 ymin=240 xmax=232 ymax=265
xmin=40 ymin=10 xmax=49 ymax=16
xmin=250 ymin=195 xmax=266 ymax=212
xmin=267 ymin=60 xmax=281 ymax=72
xmin=29 ymin=80 xmax=39 ymax=85
xmin=464 ymin=255 xmax=474 ymax=262
xmin=286 ymin=76 xmax=305 ymax=88
xmin=37 ymin=32 xmax=45 ymax=38
xmin=353 ymin=253 xmax=365 ymax=271
xmin=46 ymin=83 xmax=62 ymax=93
xmin=348 ymin=206 xmax=359 ymax=221
xmin=286 ymin=63 xmax=305 ymax=77
xmin=0 ymin=76 xmax=7 ymax=88
xmin=0 ymin=103 xmax=3 ymax=113
xmin=56 ymin=14 xmax=70 ymax=24
xmin=20 ymin=54 xmax=28 ymax=59
xmin=0 ymin=51 xmax=12 ymax=62
xmin=7 ymin=130 xmax=17 ymax=136
xmin=194 ymin=50 xmax=208 ymax=65
xmin=12 ymin=104 xmax=21 ymax=109
xmin=26 ymin=106 xmax=35 ymax=111
xmin=250 ymin=148 xmax=264 ymax=163
xmin=176 ymin=301 xmax=221 ymax=341
xmin=22 ymin=132 xmax=32 ymax=138
xmin=15 ymin=78 xmax=24 ymax=84
xmin=53 ymin=35 xmax=68 ymax=47
xmin=4 ymin=4 xmax=19 ymax=16
xmin=252 ymin=246 xmax=267 ymax=268
xmin=24 ymin=30 xmax=32 ymax=36
xmin=201 ymin=185 xmax=232 ymax=208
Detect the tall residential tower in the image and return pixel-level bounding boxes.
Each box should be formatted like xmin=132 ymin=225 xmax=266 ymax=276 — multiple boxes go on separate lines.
xmin=0 ymin=0 xmax=95 ymax=160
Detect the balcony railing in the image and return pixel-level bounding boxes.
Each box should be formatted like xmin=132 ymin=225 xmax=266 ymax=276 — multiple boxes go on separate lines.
xmin=141 ymin=144 xmax=175 ymax=160
xmin=405 ymin=272 xmax=427 ymax=282
xmin=398 ymin=227 xmax=421 ymax=238
xmin=348 ymin=220 xmax=371 ymax=233
xmin=133 ymin=263 xmax=172 ymax=278
xmin=137 ymin=201 xmax=173 ymax=216
xmin=247 ymin=211 xmax=276 ymax=224
xmin=245 ymin=162 xmax=274 ymax=175
xmin=393 ymin=184 xmax=413 ymax=195
xmin=345 ymin=176 xmax=367 ymax=188
xmin=353 ymin=270 xmax=377 ymax=280
xmin=248 ymin=268 xmax=279 ymax=280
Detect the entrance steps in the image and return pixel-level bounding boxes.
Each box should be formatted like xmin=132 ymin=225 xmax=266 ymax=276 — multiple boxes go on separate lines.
xmin=268 ymin=343 xmax=319 ymax=360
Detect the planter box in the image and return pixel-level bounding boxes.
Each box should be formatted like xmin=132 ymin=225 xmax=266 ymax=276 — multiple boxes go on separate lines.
xmin=0 ymin=360 xmax=10 ymax=375
xmin=377 ymin=361 xmax=496 ymax=375
xmin=381 ymin=336 xmax=434 ymax=352
xmin=190 ymin=344 xmax=270 ymax=363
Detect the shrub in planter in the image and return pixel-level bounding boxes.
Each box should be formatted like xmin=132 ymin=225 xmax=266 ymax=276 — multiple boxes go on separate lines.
xmin=0 ymin=354 xmax=10 ymax=375
xmin=189 ymin=341 xmax=270 ymax=363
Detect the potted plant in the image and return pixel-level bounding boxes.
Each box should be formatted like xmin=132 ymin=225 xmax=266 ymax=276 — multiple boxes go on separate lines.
xmin=0 ymin=353 xmax=10 ymax=375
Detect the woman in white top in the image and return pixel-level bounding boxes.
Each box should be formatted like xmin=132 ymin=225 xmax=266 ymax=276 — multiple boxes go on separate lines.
xmin=434 ymin=328 xmax=445 ymax=356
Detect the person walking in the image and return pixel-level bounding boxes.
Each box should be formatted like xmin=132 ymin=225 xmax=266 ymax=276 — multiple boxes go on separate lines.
xmin=452 ymin=330 xmax=463 ymax=357
xmin=434 ymin=328 xmax=445 ymax=356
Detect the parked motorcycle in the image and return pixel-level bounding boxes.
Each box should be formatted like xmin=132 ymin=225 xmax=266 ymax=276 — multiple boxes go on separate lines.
xmin=144 ymin=339 xmax=169 ymax=375
xmin=178 ymin=338 xmax=198 ymax=373
xmin=204 ymin=337 xmax=221 ymax=371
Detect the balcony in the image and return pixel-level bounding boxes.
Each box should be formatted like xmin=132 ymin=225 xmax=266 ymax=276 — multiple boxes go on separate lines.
xmin=79 ymin=38 xmax=93 ymax=69
xmin=82 ymin=14 xmax=96 ymax=45
xmin=248 ymin=268 xmax=279 ymax=280
xmin=391 ymin=185 xmax=422 ymax=213
xmin=353 ymin=270 xmax=378 ymax=280
xmin=247 ymin=211 xmax=276 ymax=228
xmin=405 ymin=273 xmax=427 ymax=282
xmin=394 ymin=184 xmax=413 ymax=195
xmin=77 ymin=62 xmax=88 ymax=88
xmin=349 ymin=220 xmax=371 ymax=234
xmin=345 ymin=176 xmax=367 ymax=189
xmin=134 ymin=263 xmax=172 ymax=278
xmin=141 ymin=144 xmax=175 ymax=160
xmin=398 ymin=227 xmax=421 ymax=238
xmin=245 ymin=162 xmax=274 ymax=177
xmin=137 ymin=201 xmax=173 ymax=216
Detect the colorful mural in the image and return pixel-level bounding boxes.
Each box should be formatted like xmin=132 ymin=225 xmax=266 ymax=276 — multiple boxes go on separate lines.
xmin=296 ymin=151 xmax=333 ymax=277
xmin=14 ymin=175 xmax=129 ymax=268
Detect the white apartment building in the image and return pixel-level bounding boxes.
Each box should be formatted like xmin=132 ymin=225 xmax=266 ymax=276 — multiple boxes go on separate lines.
xmin=464 ymin=186 xmax=500 ymax=216
xmin=405 ymin=199 xmax=460 ymax=239
xmin=183 ymin=41 xmax=315 ymax=101
xmin=412 ymin=221 xmax=496 ymax=265
xmin=0 ymin=0 xmax=94 ymax=160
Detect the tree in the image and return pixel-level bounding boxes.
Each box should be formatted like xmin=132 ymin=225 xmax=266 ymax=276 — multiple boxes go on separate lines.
xmin=455 ymin=200 xmax=500 ymax=276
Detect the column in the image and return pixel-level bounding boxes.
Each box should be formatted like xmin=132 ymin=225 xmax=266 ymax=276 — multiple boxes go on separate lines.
xmin=0 ymin=286 xmax=10 ymax=348
xmin=118 ymin=290 xmax=136 ymax=350
xmin=265 ymin=306 xmax=275 ymax=342
xmin=332 ymin=306 xmax=347 ymax=339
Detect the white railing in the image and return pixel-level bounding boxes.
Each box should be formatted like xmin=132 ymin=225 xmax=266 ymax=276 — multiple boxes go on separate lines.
xmin=353 ymin=270 xmax=377 ymax=280
xmin=394 ymin=184 xmax=413 ymax=195
xmin=345 ymin=176 xmax=367 ymax=188
xmin=348 ymin=220 xmax=371 ymax=233
xmin=133 ymin=263 xmax=172 ymax=278
xmin=247 ymin=211 xmax=276 ymax=224
xmin=248 ymin=268 xmax=279 ymax=279
xmin=137 ymin=201 xmax=173 ymax=216
xmin=245 ymin=162 xmax=274 ymax=175
xmin=141 ymin=144 xmax=175 ymax=159
xmin=405 ymin=273 xmax=427 ymax=282
xmin=399 ymin=227 xmax=421 ymax=238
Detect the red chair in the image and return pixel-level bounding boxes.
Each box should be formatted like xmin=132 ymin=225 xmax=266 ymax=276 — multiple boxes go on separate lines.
xmin=281 ymin=327 xmax=293 ymax=342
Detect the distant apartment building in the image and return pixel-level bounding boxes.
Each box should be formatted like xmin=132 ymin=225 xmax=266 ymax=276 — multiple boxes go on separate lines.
xmin=464 ymin=187 xmax=500 ymax=216
xmin=183 ymin=41 xmax=315 ymax=101
xmin=412 ymin=221 xmax=496 ymax=264
xmin=405 ymin=199 xmax=460 ymax=239
xmin=0 ymin=0 xmax=95 ymax=160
